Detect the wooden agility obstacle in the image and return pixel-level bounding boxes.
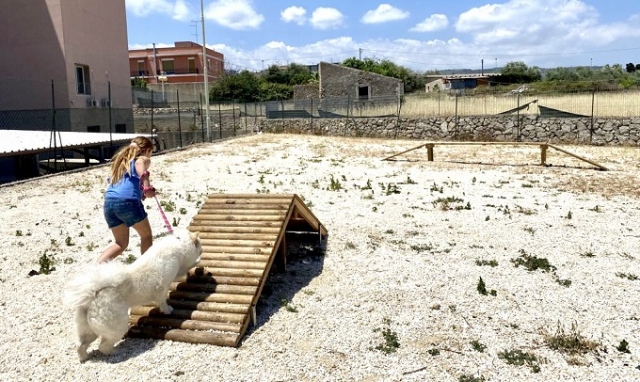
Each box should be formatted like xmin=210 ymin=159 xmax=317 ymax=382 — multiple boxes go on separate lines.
xmin=127 ymin=194 xmax=327 ymax=347
xmin=382 ymin=141 xmax=608 ymax=171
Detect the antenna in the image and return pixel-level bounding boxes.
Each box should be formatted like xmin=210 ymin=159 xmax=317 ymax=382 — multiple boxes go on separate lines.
xmin=190 ymin=20 xmax=200 ymax=44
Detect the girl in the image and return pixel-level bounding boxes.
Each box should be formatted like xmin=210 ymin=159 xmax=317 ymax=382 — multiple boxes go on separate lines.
xmin=97 ymin=136 xmax=157 ymax=263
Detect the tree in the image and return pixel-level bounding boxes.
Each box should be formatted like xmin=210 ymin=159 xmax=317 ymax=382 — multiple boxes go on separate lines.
xmin=209 ymin=70 xmax=261 ymax=102
xmin=626 ymin=63 xmax=636 ymax=73
xmin=499 ymin=61 xmax=542 ymax=83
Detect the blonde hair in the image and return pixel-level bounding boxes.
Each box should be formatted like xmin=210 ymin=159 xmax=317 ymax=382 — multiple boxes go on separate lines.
xmin=108 ymin=136 xmax=153 ymax=184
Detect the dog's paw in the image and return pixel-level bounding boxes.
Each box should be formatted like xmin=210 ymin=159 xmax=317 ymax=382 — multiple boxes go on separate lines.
xmin=158 ymin=304 xmax=173 ymax=315
xmin=77 ymin=348 xmax=90 ymax=362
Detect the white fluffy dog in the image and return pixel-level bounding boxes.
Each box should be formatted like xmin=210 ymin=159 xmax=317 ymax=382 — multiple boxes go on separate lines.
xmin=63 ymin=228 xmax=202 ymax=361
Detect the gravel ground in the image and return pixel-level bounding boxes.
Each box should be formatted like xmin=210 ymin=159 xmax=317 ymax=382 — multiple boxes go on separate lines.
xmin=2 ymin=134 xmax=640 ymax=382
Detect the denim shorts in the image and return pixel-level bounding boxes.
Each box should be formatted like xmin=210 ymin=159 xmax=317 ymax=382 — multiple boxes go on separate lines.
xmin=103 ymin=198 xmax=148 ymax=228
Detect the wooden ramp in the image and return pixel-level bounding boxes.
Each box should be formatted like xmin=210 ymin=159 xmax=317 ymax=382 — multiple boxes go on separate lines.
xmin=127 ymin=194 xmax=327 ymax=347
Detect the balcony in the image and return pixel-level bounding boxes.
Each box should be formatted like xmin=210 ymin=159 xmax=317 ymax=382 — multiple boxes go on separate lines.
xmin=130 ymin=68 xmax=200 ymax=77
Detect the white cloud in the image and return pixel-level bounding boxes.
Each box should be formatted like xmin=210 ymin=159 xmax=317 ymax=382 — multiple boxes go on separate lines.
xmin=125 ymin=0 xmax=191 ymax=21
xmin=310 ymin=7 xmax=345 ymax=30
xmin=281 ymin=6 xmax=307 ymax=25
xmin=410 ymin=14 xmax=448 ymax=32
xmin=205 ymin=0 xmax=264 ymax=30
xmin=361 ymin=4 xmax=409 ymax=24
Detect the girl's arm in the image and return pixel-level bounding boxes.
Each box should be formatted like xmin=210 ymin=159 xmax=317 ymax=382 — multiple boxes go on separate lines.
xmin=135 ymin=156 xmax=155 ymax=198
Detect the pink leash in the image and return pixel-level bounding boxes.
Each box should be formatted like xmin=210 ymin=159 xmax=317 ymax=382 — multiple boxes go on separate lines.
xmin=154 ymin=196 xmax=173 ymax=234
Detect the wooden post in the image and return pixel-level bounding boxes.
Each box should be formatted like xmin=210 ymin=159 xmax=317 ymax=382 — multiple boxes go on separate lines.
xmin=540 ymin=144 xmax=547 ymax=166
xmin=427 ymin=144 xmax=434 ymax=161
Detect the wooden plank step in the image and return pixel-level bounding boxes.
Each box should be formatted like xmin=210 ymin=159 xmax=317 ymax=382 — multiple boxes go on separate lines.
xmin=198 ymin=203 xmax=290 ymax=210
xmin=195 ymin=209 xmax=287 ymax=216
xmin=199 ymin=253 xmax=271 ymax=262
xmin=197 ymin=232 xmax=278 ymax=240
xmin=206 ymin=195 xmax=293 ymax=201
xmin=196 ymin=259 xmax=268 ymax=269
xmin=190 ymin=221 xmax=280 ymax=228
xmin=170 ymin=281 xmax=258 ymax=295
xmin=175 ymin=274 xmax=261 ymax=286
xmin=200 ymin=246 xmax=273 ymax=254
xmin=164 ymin=299 xmax=250 ymax=314
xmin=128 ymin=326 xmax=240 ymax=347
xmin=189 ymin=226 xmax=281 ymax=234
xmin=130 ymin=315 xmax=243 ymax=332
xmin=199 ymin=238 xmax=275 ymax=247
xmin=130 ymin=307 xmax=246 ymax=324
xmin=193 ymin=267 xmax=265 ymax=278
xmin=168 ymin=290 xmax=254 ymax=304
xmin=193 ymin=214 xmax=285 ymax=222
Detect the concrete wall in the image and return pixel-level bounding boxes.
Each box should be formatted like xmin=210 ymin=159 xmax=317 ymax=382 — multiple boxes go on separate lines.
xmin=0 ymin=0 xmax=133 ymax=133
xmin=255 ymin=115 xmax=640 ymax=146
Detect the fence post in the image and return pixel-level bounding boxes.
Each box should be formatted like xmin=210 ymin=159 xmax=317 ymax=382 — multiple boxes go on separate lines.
xmin=177 ymin=89 xmax=182 ymax=148
xmin=218 ymin=101 xmax=222 ymax=140
xmin=108 ymin=80 xmax=112 ymax=149
xmin=454 ymin=92 xmax=459 ymax=138
xmin=516 ymin=93 xmax=521 ymax=141
xmin=199 ymin=93 xmax=204 ymax=143
xmin=150 ymin=90 xmax=154 ymax=136
xmin=232 ymin=102 xmax=237 ymax=136
xmin=590 ymin=88 xmax=596 ymax=144
xmin=244 ymin=103 xmax=247 ymax=131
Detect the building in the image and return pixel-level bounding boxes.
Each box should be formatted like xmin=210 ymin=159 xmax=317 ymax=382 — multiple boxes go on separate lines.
xmin=317 ymin=62 xmax=403 ymax=100
xmin=0 ymin=0 xmax=134 ymax=134
xmin=425 ymin=73 xmax=501 ymax=93
xmin=129 ymin=41 xmax=223 ymax=85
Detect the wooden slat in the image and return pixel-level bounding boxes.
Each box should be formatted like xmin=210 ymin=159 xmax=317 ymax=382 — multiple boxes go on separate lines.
xmin=196 ymin=232 xmax=278 ymax=240
xmin=129 ymin=307 xmax=246 ymax=324
xmin=189 ymin=225 xmax=281 ymax=233
xmin=194 ymin=267 xmax=265 ymax=278
xmin=193 ymin=214 xmax=285 ymax=222
xmin=190 ymin=221 xmax=280 ymax=228
xmin=196 ymin=259 xmax=268 ymax=269
xmin=170 ymin=281 xmax=258 ymax=295
xmin=164 ymin=300 xmax=250 ymax=314
xmin=175 ymin=274 xmax=261 ymax=286
xmin=195 ymin=209 xmax=287 ymax=216
xmin=127 ymin=326 xmax=240 ymax=347
xmin=168 ymin=290 xmax=254 ymax=304
xmin=199 ymin=253 xmax=271 ymax=262
xmin=199 ymin=238 xmax=275 ymax=247
xmin=200 ymin=246 xmax=273 ymax=254
xmin=199 ymin=203 xmax=289 ymax=209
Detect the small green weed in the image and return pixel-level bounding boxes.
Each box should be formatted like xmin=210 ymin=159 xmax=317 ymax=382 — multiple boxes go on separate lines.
xmin=617 ymin=339 xmax=631 ymax=353
xmin=477 ymin=277 xmax=496 ymax=296
xmin=471 ymin=340 xmax=487 ymax=352
xmin=498 ymin=349 xmax=541 ymax=373
xmin=475 ymin=259 xmax=498 ymax=267
xmin=458 ymin=375 xmax=486 ymax=382
xmin=38 ymin=252 xmax=56 ymax=275
xmin=511 ymin=249 xmax=556 ymax=272
xmin=371 ymin=318 xmax=400 ymax=354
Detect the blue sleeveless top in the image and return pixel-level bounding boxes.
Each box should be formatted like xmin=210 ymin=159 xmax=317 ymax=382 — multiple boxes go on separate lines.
xmin=105 ymin=159 xmax=143 ymax=200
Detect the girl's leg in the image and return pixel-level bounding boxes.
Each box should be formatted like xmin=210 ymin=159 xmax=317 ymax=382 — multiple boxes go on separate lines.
xmin=132 ymin=217 xmax=153 ymax=255
xmin=97 ymin=224 xmax=130 ymax=263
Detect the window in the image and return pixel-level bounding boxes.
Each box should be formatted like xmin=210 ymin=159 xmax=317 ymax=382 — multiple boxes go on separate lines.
xmin=76 ymin=64 xmax=91 ymax=94
xmin=137 ymin=61 xmax=146 ymax=76
xmin=115 ymin=124 xmax=126 ymax=133
xmin=161 ymin=59 xmax=174 ymax=75
xmin=87 ymin=125 xmax=100 ymax=132
xmin=188 ymin=58 xmax=197 ymax=74
xmin=358 ymin=84 xmax=370 ymax=100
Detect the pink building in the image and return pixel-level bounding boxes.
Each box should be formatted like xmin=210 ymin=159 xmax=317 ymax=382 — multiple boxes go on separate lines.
xmin=0 ymin=0 xmax=133 ymax=133
xmin=129 ymin=41 xmax=224 ymax=85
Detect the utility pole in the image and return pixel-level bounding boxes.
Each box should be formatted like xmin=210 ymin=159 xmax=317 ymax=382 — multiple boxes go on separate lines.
xmin=200 ymin=0 xmax=211 ymax=142
xmin=359 ymin=48 xmax=363 ymax=60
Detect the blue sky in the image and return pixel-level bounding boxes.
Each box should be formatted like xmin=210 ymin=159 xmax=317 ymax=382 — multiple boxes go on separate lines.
xmin=125 ymin=0 xmax=640 ymax=72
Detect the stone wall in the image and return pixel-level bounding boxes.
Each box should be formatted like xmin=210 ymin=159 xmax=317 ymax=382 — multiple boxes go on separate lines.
xmin=319 ymin=62 xmax=403 ymax=99
xmin=256 ymin=115 xmax=640 ymax=146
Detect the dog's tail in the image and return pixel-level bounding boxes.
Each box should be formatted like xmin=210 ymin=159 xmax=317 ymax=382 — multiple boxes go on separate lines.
xmin=63 ymin=261 xmax=128 ymax=309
